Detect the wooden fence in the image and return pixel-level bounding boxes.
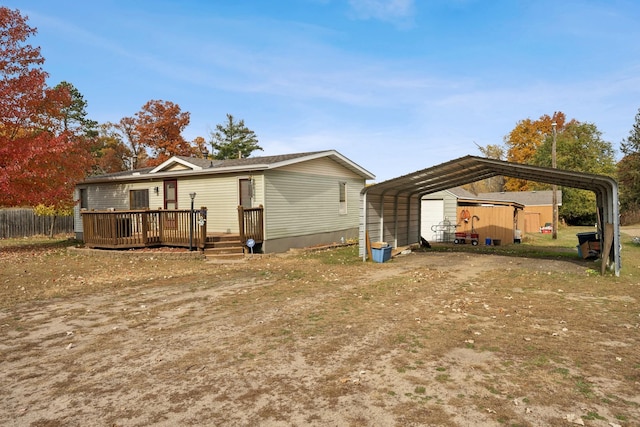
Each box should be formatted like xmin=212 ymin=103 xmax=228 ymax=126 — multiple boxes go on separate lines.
xmin=0 ymin=208 xmax=74 ymax=238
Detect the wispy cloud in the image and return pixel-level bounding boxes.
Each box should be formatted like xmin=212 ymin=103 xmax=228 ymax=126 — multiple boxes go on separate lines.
xmin=347 ymin=0 xmax=415 ymax=27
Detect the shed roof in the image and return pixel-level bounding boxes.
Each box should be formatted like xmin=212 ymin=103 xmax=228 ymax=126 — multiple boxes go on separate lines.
xmin=477 ymin=190 xmax=562 ymax=206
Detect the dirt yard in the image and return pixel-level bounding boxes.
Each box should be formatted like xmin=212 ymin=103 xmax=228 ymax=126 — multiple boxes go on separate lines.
xmin=1 ymin=237 xmax=639 ymax=426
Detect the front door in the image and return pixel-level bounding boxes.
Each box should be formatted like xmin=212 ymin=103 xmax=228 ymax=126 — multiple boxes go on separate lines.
xmin=164 ymin=180 xmax=177 ymax=209
xmin=239 ymin=178 xmax=252 ymax=208
xmin=164 ymin=180 xmax=177 ymax=229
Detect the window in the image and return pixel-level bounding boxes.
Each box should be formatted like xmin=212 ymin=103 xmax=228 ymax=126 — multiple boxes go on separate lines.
xmin=79 ymin=188 xmax=88 ymax=209
xmin=130 ymin=189 xmax=149 ymax=209
xmin=339 ymin=182 xmax=347 ymax=214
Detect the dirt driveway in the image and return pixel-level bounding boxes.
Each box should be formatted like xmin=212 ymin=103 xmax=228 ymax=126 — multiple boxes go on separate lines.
xmin=1 ymin=244 xmax=639 ymax=426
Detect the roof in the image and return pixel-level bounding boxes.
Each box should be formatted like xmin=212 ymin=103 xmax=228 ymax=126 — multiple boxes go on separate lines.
xmin=81 ymin=150 xmax=375 ymax=184
xmin=447 ymin=186 xmax=477 ymax=199
xmin=363 ymin=155 xmax=616 ymax=198
xmin=477 ymin=190 xmax=562 ymax=206
xmin=361 ymin=155 xmax=620 ymax=275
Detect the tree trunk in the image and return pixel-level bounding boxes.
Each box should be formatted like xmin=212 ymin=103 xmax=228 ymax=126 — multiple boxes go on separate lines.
xmin=48 ymin=215 xmax=57 ymax=238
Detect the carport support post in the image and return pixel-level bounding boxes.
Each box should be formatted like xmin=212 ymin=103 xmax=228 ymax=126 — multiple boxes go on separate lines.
xmin=552 ymin=122 xmax=558 ymax=240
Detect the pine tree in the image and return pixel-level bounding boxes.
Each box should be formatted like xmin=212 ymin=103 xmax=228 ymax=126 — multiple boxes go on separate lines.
xmin=210 ymin=114 xmax=262 ymax=160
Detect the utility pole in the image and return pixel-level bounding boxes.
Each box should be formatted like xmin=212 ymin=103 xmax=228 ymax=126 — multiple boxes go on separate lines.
xmin=551 ymin=122 xmax=558 ymax=240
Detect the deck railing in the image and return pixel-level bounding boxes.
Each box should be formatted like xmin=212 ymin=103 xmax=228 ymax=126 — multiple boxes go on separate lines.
xmin=238 ymin=205 xmax=264 ymax=245
xmin=81 ymin=208 xmax=207 ymax=249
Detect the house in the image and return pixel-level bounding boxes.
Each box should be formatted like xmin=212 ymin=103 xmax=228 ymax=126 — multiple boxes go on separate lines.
xmin=74 ymin=150 xmax=374 ymax=253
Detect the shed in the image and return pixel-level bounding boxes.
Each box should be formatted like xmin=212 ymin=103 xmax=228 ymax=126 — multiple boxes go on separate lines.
xmin=360 ymin=156 xmax=620 ymax=276
xmin=478 ymin=190 xmax=562 ymax=233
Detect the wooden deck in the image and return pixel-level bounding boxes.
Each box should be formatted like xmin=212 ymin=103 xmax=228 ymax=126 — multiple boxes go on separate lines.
xmin=81 ymin=206 xmax=264 ymax=251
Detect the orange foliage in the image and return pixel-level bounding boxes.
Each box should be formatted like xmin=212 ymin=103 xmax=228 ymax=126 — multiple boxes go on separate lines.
xmin=0 ymin=7 xmax=94 ymax=208
xmin=135 ymin=100 xmax=194 ymax=166
xmin=503 ymin=112 xmax=566 ymax=191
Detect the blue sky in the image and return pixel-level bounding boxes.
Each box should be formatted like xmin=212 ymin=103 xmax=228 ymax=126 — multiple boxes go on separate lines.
xmin=7 ymin=0 xmax=640 ymax=181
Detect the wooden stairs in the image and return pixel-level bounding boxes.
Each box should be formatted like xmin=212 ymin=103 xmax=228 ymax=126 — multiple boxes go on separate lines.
xmin=203 ymin=234 xmax=246 ymax=261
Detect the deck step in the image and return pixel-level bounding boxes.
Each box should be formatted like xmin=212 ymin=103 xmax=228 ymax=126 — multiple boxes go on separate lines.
xmin=204 ymin=246 xmax=244 ymax=255
xmin=203 ymin=248 xmax=245 ymax=261
xmin=202 ymin=234 xmax=249 ymax=260
xmin=206 ymin=234 xmax=241 ymax=243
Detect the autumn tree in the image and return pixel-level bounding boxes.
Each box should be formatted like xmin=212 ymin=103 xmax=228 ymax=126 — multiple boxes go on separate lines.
xmin=617 ymin=108 xmax=640 ymax=218
xmin=532 ymin=121 xmax=616 ymax=224
xmin=0 ymin=7 xmax=94 ymax=208
xmin=210 ymin=113 xmax=262 ymax=160
xmin=503 ymin=112 xmax=566 ymax=191
xmin=464 ymin=142 xmax=505 ymax=194
xmin=192 ymin=136 xmax=208 ymax=158
xmin=92 ymin=123 xmax=133 ymax=174
xmin=111 ymin=116 xmax=147 ymax=169
xmin=135 ymin=100 xmax=193 ymax=166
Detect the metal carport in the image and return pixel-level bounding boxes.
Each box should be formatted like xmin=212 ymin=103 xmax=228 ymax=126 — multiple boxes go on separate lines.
xmin=359 ymin=155 xmax=620 ymax=276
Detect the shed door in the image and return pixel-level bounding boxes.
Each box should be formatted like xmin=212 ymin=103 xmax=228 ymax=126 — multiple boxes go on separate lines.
xmin=421 ymin=199 xmax=444 ymax=241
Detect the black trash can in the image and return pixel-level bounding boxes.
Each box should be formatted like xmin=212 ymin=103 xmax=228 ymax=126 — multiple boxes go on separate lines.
xmin=576 ymin=232 xmax=597 ymax=245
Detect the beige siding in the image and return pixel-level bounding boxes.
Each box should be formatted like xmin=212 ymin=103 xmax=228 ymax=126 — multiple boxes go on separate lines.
xmin=74 ymin=183 xmax=129 ymax=233
xmin=75 ymin=174 xmax=266 ymax=235
xmin=278 ymin=157 xmax=363 ymax=179
xmin=173 ymin=174 xmax=265 ymax=233
xmin=165 ymin=163 xmax=191 ymax=171
xmin=264 ymin=169 xmax=363 ymax=240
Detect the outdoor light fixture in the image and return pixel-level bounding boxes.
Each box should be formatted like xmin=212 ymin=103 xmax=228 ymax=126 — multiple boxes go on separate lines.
xmin=189 ymin=192 xmax=196 ymax=251
xmin=154 ymin=186 xmax=159 ymax=195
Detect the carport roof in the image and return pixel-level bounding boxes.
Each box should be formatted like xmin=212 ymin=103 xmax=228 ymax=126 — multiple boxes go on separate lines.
xmin=363 ymin=155 xmax=616 ymax=197
xmin=361 ymin=155 xmax=620 ymax=276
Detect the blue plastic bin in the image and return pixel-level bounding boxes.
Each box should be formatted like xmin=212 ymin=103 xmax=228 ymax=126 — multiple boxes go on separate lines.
xmin=372 ymin=245 xmax=392 ymax=263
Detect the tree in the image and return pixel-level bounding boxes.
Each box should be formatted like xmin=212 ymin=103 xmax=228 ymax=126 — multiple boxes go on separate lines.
xmin=465 ymin=142 xmax=505 ymax=193
xmin=533 ymin=121 xmax=616 ymax=224
xmin=93 ymin=123 xmax=133 ymax=174
xmin=0 ymin=7 xmax=94 ymax=208
xmin=135 ymin=100 xmax=193 ymax=166
xmin=54 ymin=81 xmax=98 ymax=137
xmin=618 ymin=108 xmax=640 ymax=214
xmin=210 ymin=113 xmax=262 ymax=160
xmin=503 ymin=112 xmax=566 ymax=191
xmin=192 ymin=136 xmax=208 ymax=158
xmin=114 ymin=116 xmax=146 ymax=169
